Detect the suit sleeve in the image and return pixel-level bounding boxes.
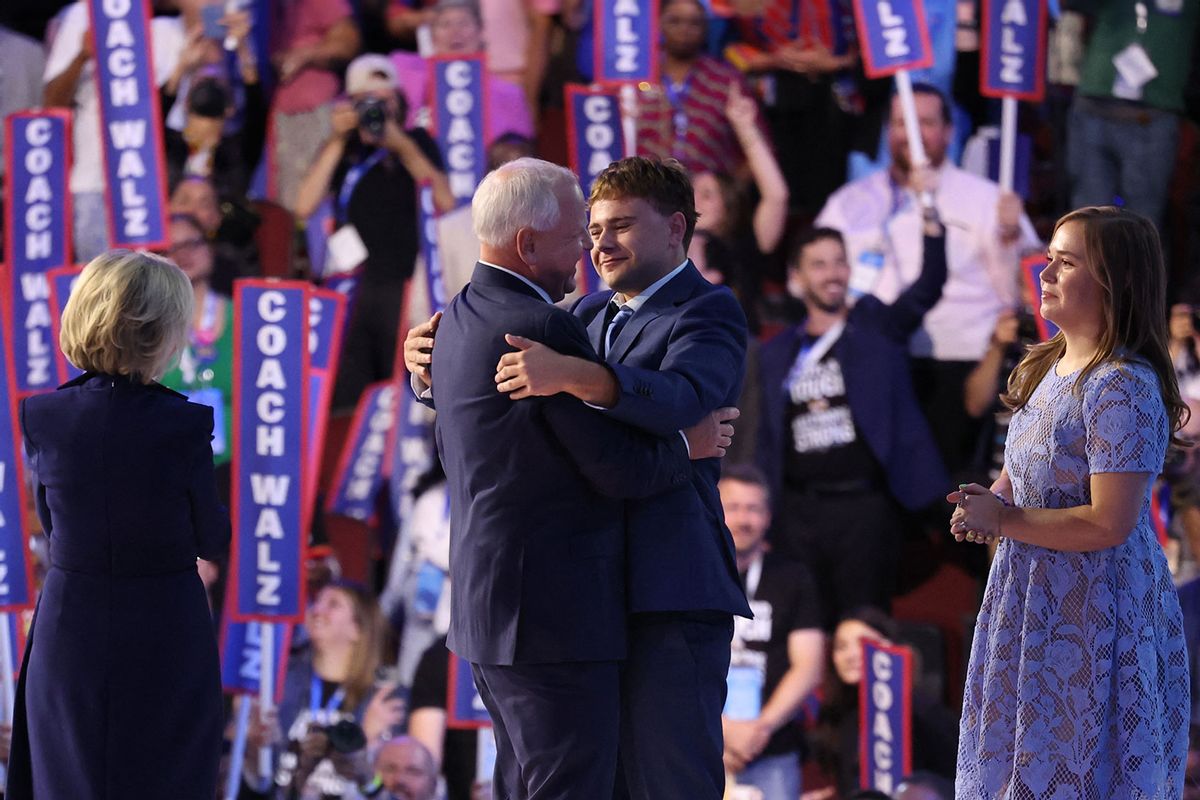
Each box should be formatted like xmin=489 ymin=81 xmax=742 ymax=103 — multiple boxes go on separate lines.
xmin=188 ymin=406 xmax=231 ymax=561
xmin=603 ymin=289 xmax=748 ymax=436
xmin=538 ymin=312 xmax=693 ymax=499
xmin=877 ymin=233 xmax=948 ymax=340
xmin=18 ymin=399 xmax=52 ymax=537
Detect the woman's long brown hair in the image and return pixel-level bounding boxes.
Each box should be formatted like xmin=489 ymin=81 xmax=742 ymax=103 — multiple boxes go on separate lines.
xmin=1001 ymin=206 xmax=1188 ymax=444
xmin=322 ymin=580 xmax=386 ymax=710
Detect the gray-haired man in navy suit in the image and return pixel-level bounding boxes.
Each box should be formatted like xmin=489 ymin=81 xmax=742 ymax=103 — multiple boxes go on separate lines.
xmin=488 ymin=157 xmax=752 ymax=799
xmin=406 ymin=157 xmax=736 ymax=800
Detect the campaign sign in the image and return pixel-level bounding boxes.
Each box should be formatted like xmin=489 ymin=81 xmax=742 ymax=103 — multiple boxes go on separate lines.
xmin=1021 ymin=254 xmax=1059 ymax=341
xmin=565 ymin=85 xmax=625 ymax=198
xmin=87 ymin=0 xmax=170 ymax=250
xmin=858 ymin=639 xmax=913 ymax=794
xmin=0 ymin=309 xmax=36 ymax=612
xmin=304 ymin=288 xmax=347 ymax=517
xmin=4 ymin=111 xmax=73 ymax=394
xmin=594 ymin=0 xmax=660 ymax=85
xmin=327 ymin=381 xmax=398 ymax=521
xmin=851 ymin=0 xmax=934 ymax=78
xmin=980 ymin=0 xmax=1047 ymax=101
xmin=447 ymin=652 xmax=492 ymax=729
xmin=219 ymin=616 xmax=292 ymax=702
xmin=230 ymin=280 xmax=309 ymax=622
xmin=419 ymin=184 xmax=449 ymax=315
xmin=46 ymin=265 xmax=86 ymax=384
xmin=430 ymin=55 xmax=488 ymax=207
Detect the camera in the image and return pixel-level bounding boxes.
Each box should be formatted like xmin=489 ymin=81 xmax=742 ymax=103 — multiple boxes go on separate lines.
xmin=319 ymin=718 xmax=367 ymax=754
xmin=354 ymin=97 xmax=388 ymax=139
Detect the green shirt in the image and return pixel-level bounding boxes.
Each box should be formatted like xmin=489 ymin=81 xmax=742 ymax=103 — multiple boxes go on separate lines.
xmin=1077 ymin=0 xmax=1199 ymax=112
xmin=161 ymin=292 xmax=234 ymax=466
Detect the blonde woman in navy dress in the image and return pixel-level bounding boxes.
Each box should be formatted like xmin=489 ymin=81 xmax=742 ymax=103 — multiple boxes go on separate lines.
xmin=7 ymin=250 xmax=229 ymax=799
xmin=949 ymin=207 xmax=1189 ymax=798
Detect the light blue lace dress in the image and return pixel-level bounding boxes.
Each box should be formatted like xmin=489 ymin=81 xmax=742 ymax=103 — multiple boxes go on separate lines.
xmin=956 ymin=358 xmax=1189 ymax=799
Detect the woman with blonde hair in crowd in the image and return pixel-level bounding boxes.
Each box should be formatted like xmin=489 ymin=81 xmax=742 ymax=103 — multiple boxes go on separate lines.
xmin=241 ymin=579 xmax=406 ymax=798
xmin=7 ymin=249 xmax=230 ymax=799
xmin=951 ymin=206 xmax=1190 ymax=797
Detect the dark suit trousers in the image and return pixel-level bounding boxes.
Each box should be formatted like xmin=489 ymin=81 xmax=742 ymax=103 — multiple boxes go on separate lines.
xmin=471 ymin=660 xmax=621 ymax=800
xmin=614 ymin=613 xmax=734 ymax=800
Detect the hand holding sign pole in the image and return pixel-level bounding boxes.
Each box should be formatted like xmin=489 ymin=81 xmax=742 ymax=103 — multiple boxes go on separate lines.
xmin=980 ymin=0 xmax=1047 ymax=191
xmin=852 ymin=0 xmax=934 ymax=173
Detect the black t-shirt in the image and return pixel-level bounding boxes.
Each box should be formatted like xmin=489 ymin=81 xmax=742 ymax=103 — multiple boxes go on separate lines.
xmin=410 ymin=637 xmax=477 ymax=800
xmin=330 ymin=128 xmax=443 ymax=286
xmin=782 ymin=332 xmax=880 ymax=487
xmin=732 ymin=552 xmax=822 ymax=758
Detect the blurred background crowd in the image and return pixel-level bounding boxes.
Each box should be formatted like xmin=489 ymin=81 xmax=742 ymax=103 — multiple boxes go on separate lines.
xmin=2 ymin=0 xmax=1200 ymax=796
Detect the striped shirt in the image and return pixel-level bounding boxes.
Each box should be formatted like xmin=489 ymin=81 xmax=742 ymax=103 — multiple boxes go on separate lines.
xmin=635 ymin=56 xmax=769 ymax=176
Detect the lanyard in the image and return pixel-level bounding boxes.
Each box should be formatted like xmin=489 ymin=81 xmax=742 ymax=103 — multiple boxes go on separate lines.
xmin=310 ymin=675 xmax=347 ymax=715
xmin=744 ymin=554 xmax=763 ymax=603
xmin=194 ymin=290 xmax=221 ymax=348
xmin=336 ymin=148 xmax=388 ymax=224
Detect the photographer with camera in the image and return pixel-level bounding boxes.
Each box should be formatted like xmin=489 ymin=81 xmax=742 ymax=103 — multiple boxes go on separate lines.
xmin=240 ymin=581 xmax=406 ymax=799
xmin=295 ymin=54 xmax=454 ymax=410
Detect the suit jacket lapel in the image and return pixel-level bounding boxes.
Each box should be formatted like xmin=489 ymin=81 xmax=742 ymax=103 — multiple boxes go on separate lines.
xmin=608 ymin=264 xmax=701 ymax=363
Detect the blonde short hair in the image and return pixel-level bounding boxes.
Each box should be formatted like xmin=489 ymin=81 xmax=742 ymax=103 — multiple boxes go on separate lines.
xmin=60 ymin=250 xmax=193 ymax=383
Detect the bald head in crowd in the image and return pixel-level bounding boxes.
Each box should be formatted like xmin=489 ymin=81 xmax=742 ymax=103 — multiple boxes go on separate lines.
xmin=374 ymin=736 xmax=438 ymax=800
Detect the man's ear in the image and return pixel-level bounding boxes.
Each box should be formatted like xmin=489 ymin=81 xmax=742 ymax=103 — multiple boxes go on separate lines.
xmin=515 ymin=227 xmax=537 ymax=267
xmin=669 ymin=211 xmax=687 ymax=249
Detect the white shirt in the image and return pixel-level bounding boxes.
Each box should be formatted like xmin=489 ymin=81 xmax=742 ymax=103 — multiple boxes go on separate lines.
xmin=815 ymin=163 xmax=1041 ymax=361
xmin=43 ymin=2 xmax=183 ymax=194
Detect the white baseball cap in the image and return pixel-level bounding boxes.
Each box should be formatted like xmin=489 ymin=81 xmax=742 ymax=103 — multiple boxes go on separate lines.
xmin=345 ymin=54 xmax=398 ymax=95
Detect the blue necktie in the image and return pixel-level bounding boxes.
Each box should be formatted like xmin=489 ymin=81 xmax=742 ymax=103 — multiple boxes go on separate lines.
xmin=604 ymin=303 xmax=634 ymax=358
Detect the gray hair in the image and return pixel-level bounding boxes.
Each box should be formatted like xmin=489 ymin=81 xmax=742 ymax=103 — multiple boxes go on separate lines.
xmin=472 ymin=157 xmax=584 ymax=248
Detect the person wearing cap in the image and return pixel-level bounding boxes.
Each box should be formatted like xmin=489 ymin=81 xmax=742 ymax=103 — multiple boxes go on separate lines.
xmin=296 ymin=54 xmax=455 ymax=410
xmin=389 ymin=0 xmax=535 ymax=142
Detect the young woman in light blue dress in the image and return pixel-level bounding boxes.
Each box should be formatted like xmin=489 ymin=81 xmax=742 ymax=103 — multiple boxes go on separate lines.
xmin=949 ymin=206 xmax=1190 ymax=799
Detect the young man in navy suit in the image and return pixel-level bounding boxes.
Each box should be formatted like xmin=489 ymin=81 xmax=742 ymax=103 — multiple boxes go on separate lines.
xmin=408 ymin=157 xmax=735 ymax=800
xmin=491 ymin=158 xmax=751 ymax=799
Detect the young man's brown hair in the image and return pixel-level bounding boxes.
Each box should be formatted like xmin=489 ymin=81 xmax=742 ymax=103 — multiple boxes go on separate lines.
xmin=587 ymin=157 xmax=699 ymax=248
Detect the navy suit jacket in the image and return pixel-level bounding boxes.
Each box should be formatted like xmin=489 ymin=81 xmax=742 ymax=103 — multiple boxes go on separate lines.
xmin=9 ymin=373 xmax=228 ymax=800
xmin=572 ymin=263 xmax=751 ymax=617
xmin=432 ymin=264 xmax=693 ymax=666
xmin=757 ymin=235 xmax=950 ymax=514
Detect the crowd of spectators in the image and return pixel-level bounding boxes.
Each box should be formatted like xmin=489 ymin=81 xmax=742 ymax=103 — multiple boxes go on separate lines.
xmin=3 ymin=0 xmax=1200 ymax=796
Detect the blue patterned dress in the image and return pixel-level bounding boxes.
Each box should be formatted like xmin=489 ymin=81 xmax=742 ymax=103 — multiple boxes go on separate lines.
xmin=956 ymin=358 xmax=1189 ymax=799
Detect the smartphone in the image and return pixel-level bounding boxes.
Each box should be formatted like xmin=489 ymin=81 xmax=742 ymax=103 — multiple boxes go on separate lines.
xmin=201 ymin=4 xmax=225 ymax=40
